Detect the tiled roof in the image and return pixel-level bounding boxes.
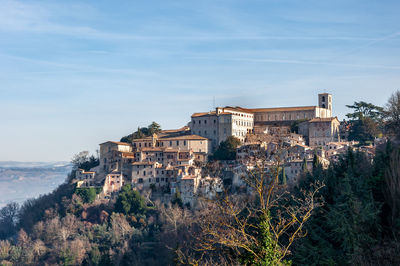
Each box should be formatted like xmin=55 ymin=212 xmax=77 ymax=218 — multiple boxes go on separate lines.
xmin=244 ymin=106 xmax=317 ymax=113
xmin=131 ymin=161 xmax=158 ymax=165
xmin=309 ymin=117 xmax=339 ymax=123
xmin=77 ymin=169 xmax=96 ymax=173
xmin=160 ymin=126 xmax=190 ymax=133
xmin=132 ymin=133 xmax=207 ymax=142
xmin=222 ymin=106 xmax=254 ymax=114
xmin=99 ymin=141 xmax=132 ymax=146
xmin=191 ymin=111 xmax=216 ymax=117
xmin=181 ymin=175 xmax=198 ymax=180
xmin=138 ymin=147 xmax=164 ymax=152
xmin=161 ymin=134 xmax=207 ymax=141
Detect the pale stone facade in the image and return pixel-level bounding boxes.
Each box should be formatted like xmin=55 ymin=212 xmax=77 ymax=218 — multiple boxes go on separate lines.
xmin=75 ymin=169 xmax=96 ymax=188
xmin=103 ymin=170 xmax=125 ymax=196
xmin=99 ymin=141 xmax=133 ymax=173
xmin=180 ymin=175 xmax=222 ymax=207
xmin=191 ymin=107 xmax=254 ymax=150
xmin=131 ymin=161 xmax=176 ymax=189
xmin=248 ymin=93 xmax=333 ymax=125
xmin=308 ymin=117 xmax=340 ymax=147
xmin=132 ymin=134 xmax=209 ymax=155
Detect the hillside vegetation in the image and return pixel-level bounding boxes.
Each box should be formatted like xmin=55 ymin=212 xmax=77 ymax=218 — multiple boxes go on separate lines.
xmin=1 ymin=91 xmax=400 ymax=265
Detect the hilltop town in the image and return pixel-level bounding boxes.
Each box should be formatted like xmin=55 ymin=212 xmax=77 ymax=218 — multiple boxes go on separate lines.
xmin=1 ymin=90 xmax=399 ymax=265
xmin=74 ymin=93 xmax=377 ymax=207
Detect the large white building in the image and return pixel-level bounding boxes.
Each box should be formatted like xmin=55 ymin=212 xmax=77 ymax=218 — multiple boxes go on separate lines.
xmin=190 ymin=106 xmax=254 ymax=150
xmin=190 ymin=93 xmax=336 ymax=149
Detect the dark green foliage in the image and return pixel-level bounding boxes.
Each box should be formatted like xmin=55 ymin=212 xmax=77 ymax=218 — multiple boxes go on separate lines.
xmin=120 ymin=122 xmax=162 ymax=143
xmin=290 ymin=119 xmax=308 ymax=134
xmin=212 ymin=136 xmax=241 ymax=160
xmin=240 ymin=213 xmax=291 ymax=265
xmin=74 ymin=187 xmax=99 ymax=204
xmin=148 ymin=121 xmax=162 ymax=135
xmin=312 ymin=150 xmax=320 ymax=169
xmin=89 ymin=246 xmax=101 ymax=265
xmin=346 ymin=101 xmax=384 ymax=121
xmin=0 ymin=202 xmax=19 ymax=239
xmin=171 ymin=189 xmax=183 ymax=208
xmin=346 ymin=101 xmax=383 ymax=144
xmin=71 ymin=151 xmax=99 ymax=171
xmin=292 ymin=149 xmax=381 ymax=265
xmin=114 ymin=184 xmax=146 ymax=215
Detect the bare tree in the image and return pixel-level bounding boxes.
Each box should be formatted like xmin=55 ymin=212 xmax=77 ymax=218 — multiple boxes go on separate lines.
xmin=176 ymin=149 xmax=324 ymax=265
xmin=385 ymin=90 xmax=400 ymax=140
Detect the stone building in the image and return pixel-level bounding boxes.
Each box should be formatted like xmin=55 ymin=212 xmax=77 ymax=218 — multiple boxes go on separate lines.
xmin=103 ymin=170 xmax=125 ymax=197
xmin=132 ymin=133 xmax=209 ymax=155
xmin=308 ymin=117 xmax=340 ymax=147
xmin=190 ymin=93 xmax=333 ymax=150
xmin=99 ymin=141 xmax=133 ymax=173
xmin=75 ymin=169 xmax=96 ymax=188
xmin=190 ymin=106 xmax=254 ymax=150
xmin=246 ymin=93 xmax=332 ymax=126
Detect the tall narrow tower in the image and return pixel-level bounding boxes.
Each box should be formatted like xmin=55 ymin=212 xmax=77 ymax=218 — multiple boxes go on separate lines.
xmin=318 ymin=93 xmax=332 ymax=112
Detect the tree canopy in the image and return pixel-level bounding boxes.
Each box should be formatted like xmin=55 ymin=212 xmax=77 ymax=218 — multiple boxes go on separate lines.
xmin=71 ymin=151 xmax=99 ymax=171
xmin=212 ymin=136 xmax=242 ymax=160
xmin=346 ymin=101 xmax=383 ymax=144
xmin=384 ymin=90 xmax=400 ymax=139
xmin=114 ymin=184 xmax=147 ymax=215
xmin=120 ymin=122 xmax=162 ymax=143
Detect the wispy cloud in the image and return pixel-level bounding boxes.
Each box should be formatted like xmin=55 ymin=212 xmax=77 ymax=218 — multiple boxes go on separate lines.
xmin=186 ymin=56 xmax=400 ymax=70
xmin=0 ymin=0 xmax=385 ymax=42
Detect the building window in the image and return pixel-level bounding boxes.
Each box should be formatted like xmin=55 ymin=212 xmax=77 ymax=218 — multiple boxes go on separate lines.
xmin=170 ymin=141 xmax=172 ymax=146
xmin=176 ymin=141 xmax=179 ymax=145
xmin=184 ymin=140 xmax=186 ymax=146
xmin=205 ymin=120 xmax=207 ymax=124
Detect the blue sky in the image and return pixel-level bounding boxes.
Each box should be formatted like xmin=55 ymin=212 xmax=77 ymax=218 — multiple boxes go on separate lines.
xmin=0 ymin=0 xmax=399 ymax=161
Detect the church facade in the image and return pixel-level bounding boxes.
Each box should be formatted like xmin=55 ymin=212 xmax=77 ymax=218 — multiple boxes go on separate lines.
xmin=190 ymin=93 xmax=339 ymax=149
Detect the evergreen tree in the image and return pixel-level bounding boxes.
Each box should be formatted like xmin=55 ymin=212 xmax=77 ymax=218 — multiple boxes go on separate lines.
xmin=292 ymin=150 xmax=381 ymax=265
xmin=212 ymin=136 xmax=241 ymax=160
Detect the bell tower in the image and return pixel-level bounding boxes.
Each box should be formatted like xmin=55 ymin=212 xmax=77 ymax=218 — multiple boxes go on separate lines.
xmin=318 ymin=93 xmax=332 ymax=112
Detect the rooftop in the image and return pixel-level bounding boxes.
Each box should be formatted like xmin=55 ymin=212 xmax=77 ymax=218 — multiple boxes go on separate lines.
xmin=100 ymin=141 xmax=132 ymax=146
xmin=133 ymin=134 xmax=207 ymax=141
xmin=191 ymin=111 xmax=216 ymax=117
xmin=243 ymin=106 xmax=318 ymax=113
xmin=309 ymin=117 xmax=339 ymax=123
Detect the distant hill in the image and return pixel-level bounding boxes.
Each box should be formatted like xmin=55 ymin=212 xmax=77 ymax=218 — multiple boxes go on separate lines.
xmin=0 ymin=161 xmax=72 ymax=207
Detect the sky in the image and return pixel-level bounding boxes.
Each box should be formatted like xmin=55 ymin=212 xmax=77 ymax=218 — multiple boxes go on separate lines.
xmin=0 ymin=0 xmax=399 ymax=162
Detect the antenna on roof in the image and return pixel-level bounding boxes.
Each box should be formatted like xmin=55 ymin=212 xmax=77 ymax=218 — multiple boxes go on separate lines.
xmin=213 ymin=96 xmax=216 ymax=110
